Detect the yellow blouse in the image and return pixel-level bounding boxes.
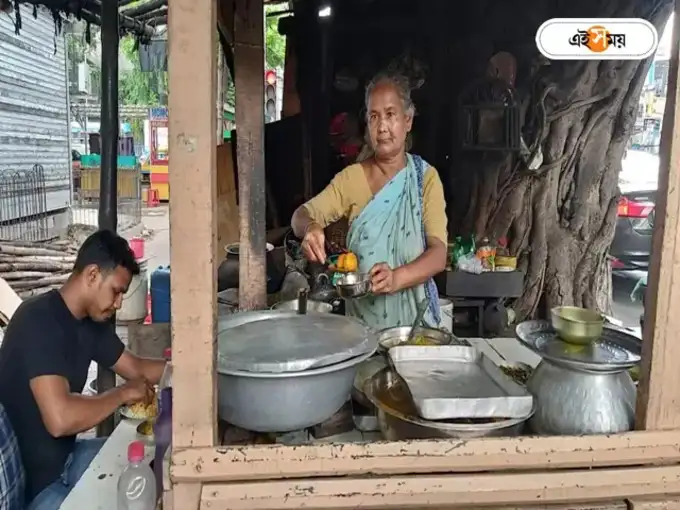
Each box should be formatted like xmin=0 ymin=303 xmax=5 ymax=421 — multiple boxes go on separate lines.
xmin=303 ymin=163 xmax=448 ymax=244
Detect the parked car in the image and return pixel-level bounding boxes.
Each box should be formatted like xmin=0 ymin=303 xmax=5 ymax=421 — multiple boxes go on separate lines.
xmin=610 ymin=149 xmax=657 ymax=270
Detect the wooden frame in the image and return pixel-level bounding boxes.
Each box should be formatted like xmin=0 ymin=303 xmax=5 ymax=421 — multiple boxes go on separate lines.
xmin=166 ymin=0 xmax=680 ymax=507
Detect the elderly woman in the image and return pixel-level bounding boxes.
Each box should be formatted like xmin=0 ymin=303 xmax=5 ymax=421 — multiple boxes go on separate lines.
xmin=291 ymin=72 xmax=448 ymax=329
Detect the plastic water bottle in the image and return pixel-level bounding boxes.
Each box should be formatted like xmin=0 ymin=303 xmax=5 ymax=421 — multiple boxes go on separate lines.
xmin=117 ymin=440 xmax=156 ymax=509
xmin=153 ymin=348 xmax=172 ymax=497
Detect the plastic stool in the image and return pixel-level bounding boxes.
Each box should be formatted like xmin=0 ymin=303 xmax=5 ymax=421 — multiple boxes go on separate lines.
xmin=147 ymin=188 xmax=160 ymax=207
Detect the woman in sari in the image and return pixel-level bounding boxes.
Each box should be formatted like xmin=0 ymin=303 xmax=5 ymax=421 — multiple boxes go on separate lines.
xmin=291 ymin=72 xmax=448 ymax=329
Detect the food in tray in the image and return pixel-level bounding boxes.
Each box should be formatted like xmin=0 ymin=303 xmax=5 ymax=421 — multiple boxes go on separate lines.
xmin=405 ymin=335 xmax=437 ymax=346
xmin=124 ymin=399 xmax=158 ymax=420
xmin=500 ymin=364 xmax=533 ymax=385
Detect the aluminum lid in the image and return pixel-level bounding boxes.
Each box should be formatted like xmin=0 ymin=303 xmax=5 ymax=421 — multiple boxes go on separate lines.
xmin=217 ymin=310 xmax=377 ymax=374
xmin=515 ymin=320 xmax=641 ymax=373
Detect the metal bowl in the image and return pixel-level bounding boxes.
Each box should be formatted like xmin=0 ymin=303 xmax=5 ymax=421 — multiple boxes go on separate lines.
xmin=352 ymin=355 xmax=388 ymax=408
xmin=335 ymin=272 xmax=371 ymax=299
xmin=271 ymin=299 xmax=333 ymax=313
xmin=551 ymin=306 xmax=604 ymax=345
xmin=377 ymin=326 xmax=457 ymax=352
xmin=364 ymin=368 xmax=533 ymax=440
xmin=217 ymin=349 xmax=376 ymax=432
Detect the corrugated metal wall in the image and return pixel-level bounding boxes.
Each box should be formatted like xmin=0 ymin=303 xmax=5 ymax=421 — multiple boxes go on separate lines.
xmin=0 ymin=8 xmax=71 ymax=218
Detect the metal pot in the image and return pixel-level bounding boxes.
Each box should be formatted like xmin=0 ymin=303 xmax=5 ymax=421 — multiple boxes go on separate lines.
xmin=527 ymin=360 xmax=636 ymax=435
xmin=272 ymin=299 xmax=333 ymax=313
xmin=352 ymin=355 xmax=388 ymax=408
xmin=308 ymin=273 xmax=338 ymax=302
xmin=364 ymin=368 xmax=532 ymax=440
xmin=218 ymin=242 xmax=281 ymax=293
xmin=217 ymin=350 xmax=374 ymax=432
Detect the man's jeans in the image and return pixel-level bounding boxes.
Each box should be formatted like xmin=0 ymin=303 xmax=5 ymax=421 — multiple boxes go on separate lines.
xmin=27 ymin=438 xmax=106 ymax=510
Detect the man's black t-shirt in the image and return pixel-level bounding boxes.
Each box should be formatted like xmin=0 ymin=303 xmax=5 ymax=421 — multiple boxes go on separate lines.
xmin=0 ymin=290 xmax=124 ymax=500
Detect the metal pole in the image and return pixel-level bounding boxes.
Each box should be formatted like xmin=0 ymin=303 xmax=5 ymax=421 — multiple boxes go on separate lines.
xmin=97 ymin=0 xmax=119 ymax=437
xmin=63 ymin=34 xmax=74 ymax=205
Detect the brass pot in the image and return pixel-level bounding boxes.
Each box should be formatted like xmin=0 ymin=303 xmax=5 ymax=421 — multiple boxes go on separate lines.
xmin=550 ymin=306 xmax=604 ymax=345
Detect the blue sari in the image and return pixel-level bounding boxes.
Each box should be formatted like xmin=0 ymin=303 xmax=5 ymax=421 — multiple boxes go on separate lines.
xmin=346 ymin=154 xmax=441 ymax=330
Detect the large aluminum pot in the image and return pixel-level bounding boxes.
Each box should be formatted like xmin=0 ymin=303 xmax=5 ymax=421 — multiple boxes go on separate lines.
xmin=272 ymin=299 xmax=333 ymax=313
xmin=527 ymin=360 xmax=635 ymax=435
xmin=364 ymin=368 xmax=533 ymax=440
xmin=218 ymin=350 xmax=375 ymax=432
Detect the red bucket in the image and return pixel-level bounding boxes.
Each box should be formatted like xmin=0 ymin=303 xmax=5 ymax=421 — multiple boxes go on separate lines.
xmin=129 ymin=237 xmax=145 ymax=260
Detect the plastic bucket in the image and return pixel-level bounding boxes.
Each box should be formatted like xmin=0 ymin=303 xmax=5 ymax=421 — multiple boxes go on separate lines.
xmin=118 ymin=261 xmax=149 ymax=322
xmin=439 ymin=297 xmax=454 ymax=333
xmin=129 ymin=237 xmax=145 ymax=260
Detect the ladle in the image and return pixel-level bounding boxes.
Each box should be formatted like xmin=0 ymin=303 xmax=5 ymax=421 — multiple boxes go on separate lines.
xmin=405 ymin=298 xmax=429 ymax=345
xmin=297 ymin=288 xmax=308 ymax=315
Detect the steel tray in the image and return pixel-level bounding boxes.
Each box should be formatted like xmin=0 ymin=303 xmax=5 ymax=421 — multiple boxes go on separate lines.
xmin=388 ymin=345 xmax=534 ymax=420
xmin=515 ymin=320 xmax=641 ymax=373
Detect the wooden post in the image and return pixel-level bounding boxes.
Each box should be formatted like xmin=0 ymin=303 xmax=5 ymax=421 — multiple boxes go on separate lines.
xmin=635 ymin=0 xmax=680 ymax=430
xmin=234 ymin=0 xmax=267 ymax=310
xmin=168 ymin=0 xmax=218 ymax=507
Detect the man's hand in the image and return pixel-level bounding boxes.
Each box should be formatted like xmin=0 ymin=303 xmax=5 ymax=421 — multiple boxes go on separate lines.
xmin=369 ymin=263 xmax=403 ymax=294
xmin=121 ymin=378 xmax=154 ymax=406
xmin=301 ymin=223 xmax=327 ymax=263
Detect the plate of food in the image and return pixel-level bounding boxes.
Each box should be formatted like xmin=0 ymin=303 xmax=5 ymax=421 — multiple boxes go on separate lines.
xmin=120 ymin=399 xmax=158 ymax=421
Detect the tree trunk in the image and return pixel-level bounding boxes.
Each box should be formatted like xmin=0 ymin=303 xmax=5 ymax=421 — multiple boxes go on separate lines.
xmin=455 ymin=0 xmax=672 ymax=320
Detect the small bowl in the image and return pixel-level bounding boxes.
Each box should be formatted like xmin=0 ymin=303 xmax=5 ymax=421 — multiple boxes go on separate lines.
xmin=335 ymin=272 xmax=371 ymax=299
xmin=550 ymin=306 xmax=604 ymax=345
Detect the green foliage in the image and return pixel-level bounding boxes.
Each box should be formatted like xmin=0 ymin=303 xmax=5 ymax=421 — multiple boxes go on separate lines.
xmin=265 ymin=4 xmax=287 ymax=70
xmin=66 ymin=4 xmax=287 ymax=136
xmin=118 ymin=36 xmax=167 ymax=140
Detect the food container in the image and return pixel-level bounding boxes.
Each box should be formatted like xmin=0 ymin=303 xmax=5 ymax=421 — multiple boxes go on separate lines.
xmin=272 ymin=299 xmax=333 ymax=313
xmin=377 ymin=326 xmax=458 ymax=352
xmin=352 ymin=356 xmax=388 ymax=408
xmin=364 ymin=368 xmax=533 ymax=440
xmin=335 ymin=272 xmax=371 ymax=299
xmin=550 ymin=306 xmax=604 ymax=345
xmin=495 ymin=255 xmax=517 ymax=269
xmin=217 ymin=310 xmax=375 ymax=373
xmin=218 ymin=350 xmax=375 ymax=432
xmin=217 ymin=310 xmax=378 ymax=432
xmin=516 ymin=320 xmax=640 ymax=435
xmin=389 ymin=346 xmax=534 ymax=420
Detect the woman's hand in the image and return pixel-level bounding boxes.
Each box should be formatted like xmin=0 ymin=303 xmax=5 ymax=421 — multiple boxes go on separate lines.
xmin=369 ymin=263 xmax=403 ymax=294
xmin=301 ymin=223 xmax=327 ymax=263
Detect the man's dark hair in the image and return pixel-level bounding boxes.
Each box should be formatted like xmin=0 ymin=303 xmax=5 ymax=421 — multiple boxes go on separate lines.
xmin=73 ymin=230 xmax=141 ymax=276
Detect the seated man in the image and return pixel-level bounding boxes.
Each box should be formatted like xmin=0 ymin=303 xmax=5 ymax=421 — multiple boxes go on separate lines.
xmin=0 ymin=230 xmax=167 ymax=509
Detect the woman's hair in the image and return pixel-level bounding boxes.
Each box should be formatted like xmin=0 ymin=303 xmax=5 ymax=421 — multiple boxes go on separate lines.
xmin=364 ymin=71 xmax=416 ymax=119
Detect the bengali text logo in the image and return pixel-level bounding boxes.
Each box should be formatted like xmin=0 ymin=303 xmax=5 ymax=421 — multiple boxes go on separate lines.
xmin=536 ymin=18 xmax=658 ymax=60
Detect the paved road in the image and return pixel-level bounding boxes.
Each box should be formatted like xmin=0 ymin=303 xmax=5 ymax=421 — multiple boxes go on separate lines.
xmin=611 ymin=270 xmax=645 ymax=329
